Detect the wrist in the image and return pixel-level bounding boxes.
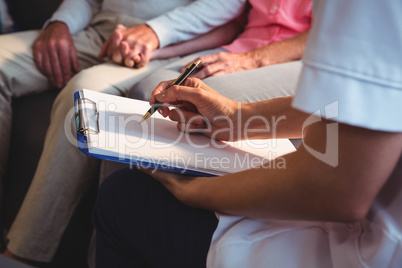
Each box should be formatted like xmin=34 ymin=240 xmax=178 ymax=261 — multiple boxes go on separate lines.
xmin=246 ymin=50 xmax=271 ymax=68
xmin=240 ymin=102 xmax=254 ymax=123
xmin=144 ymin=24 xmax=160 ymax=49
xmin=234 ymin=102 xmax=254 ymax=140
xmin=239 ymin=102 xmax=272 ymax=140
xmin=239 ymin=51 xmax=261 ymax=69
xmin=180 ymin=177 xmax=214 ymax=209
xmin=45 ymin=21 xmax=69 ymax=31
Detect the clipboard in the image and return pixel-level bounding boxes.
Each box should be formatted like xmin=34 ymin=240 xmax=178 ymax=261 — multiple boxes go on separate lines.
xmin=74 ymin=89 xmax=296 ymax=177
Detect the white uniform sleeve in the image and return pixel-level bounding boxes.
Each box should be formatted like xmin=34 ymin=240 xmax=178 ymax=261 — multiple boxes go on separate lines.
xmin=43 ymin=0 xmax=102 ymax=34
xmin=146 ymin=0 xmax=246 ymax=48
xmin=292 ymin=0 xmax=402 ymax=132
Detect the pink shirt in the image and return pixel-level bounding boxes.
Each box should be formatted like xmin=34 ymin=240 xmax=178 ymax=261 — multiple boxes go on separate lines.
xmin=223 ymin=0 xmax=312 ymax=53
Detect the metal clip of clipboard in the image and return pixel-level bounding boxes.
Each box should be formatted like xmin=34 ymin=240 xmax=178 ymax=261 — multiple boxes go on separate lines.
xmin=75 ymin=97 xmax=100 ymax=136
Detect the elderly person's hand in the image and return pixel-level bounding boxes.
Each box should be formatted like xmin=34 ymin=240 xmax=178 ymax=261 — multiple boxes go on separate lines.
xmin=99 ymin=24 xmax=159 ymax=68
xmin=33 ymin=21 xmax=80 ymax=88
xmin=181 ymin=51 xmax=259 ymax=79
xmin=181 ymin=30 xmax=310 ymax=79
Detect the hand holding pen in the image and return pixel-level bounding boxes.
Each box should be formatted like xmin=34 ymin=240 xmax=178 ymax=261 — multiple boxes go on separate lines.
xmin=149 ymin=75 xmax=240 ymax=141
xmin=140 ymin=59 xmax=201 ymax=123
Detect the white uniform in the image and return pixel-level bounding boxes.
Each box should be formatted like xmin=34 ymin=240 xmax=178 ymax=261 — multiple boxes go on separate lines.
xmin=207 ymin=0 xmax=402 ymax=267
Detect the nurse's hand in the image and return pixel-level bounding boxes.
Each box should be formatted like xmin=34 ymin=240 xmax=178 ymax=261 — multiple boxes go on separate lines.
xmin=150 ymin=78 xmax=247 ymax=141
xmin=138 ymin=167 xmax=203 ymax=207
xmin=33 ymin=21 xmax=79 ymax=88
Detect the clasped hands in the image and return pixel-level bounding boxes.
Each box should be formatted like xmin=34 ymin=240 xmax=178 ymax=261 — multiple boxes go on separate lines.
xmin=99 ymin=23 xmax=159 ymax=68
xmin=33 ymin=21 xmax=258 ymax=88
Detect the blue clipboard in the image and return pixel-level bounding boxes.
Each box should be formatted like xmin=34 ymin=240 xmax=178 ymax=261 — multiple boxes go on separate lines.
xmin=74 ymin=91 xmax=216 ymax=177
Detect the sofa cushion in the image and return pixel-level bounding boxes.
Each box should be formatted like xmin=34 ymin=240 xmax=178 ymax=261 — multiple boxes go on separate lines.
xmin=7 ymin=0 xmax=62 ymax=31
xmin=0 ymin=0 xmax=14 ymax=33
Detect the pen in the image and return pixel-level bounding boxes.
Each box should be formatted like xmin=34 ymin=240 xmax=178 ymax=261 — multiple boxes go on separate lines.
xmin=139 ymin=59 xmax=201 ymax=124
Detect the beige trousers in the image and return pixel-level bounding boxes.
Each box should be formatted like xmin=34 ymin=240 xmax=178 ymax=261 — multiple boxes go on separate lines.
xmin=0 ymin=11 xmax=178 ymax=262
